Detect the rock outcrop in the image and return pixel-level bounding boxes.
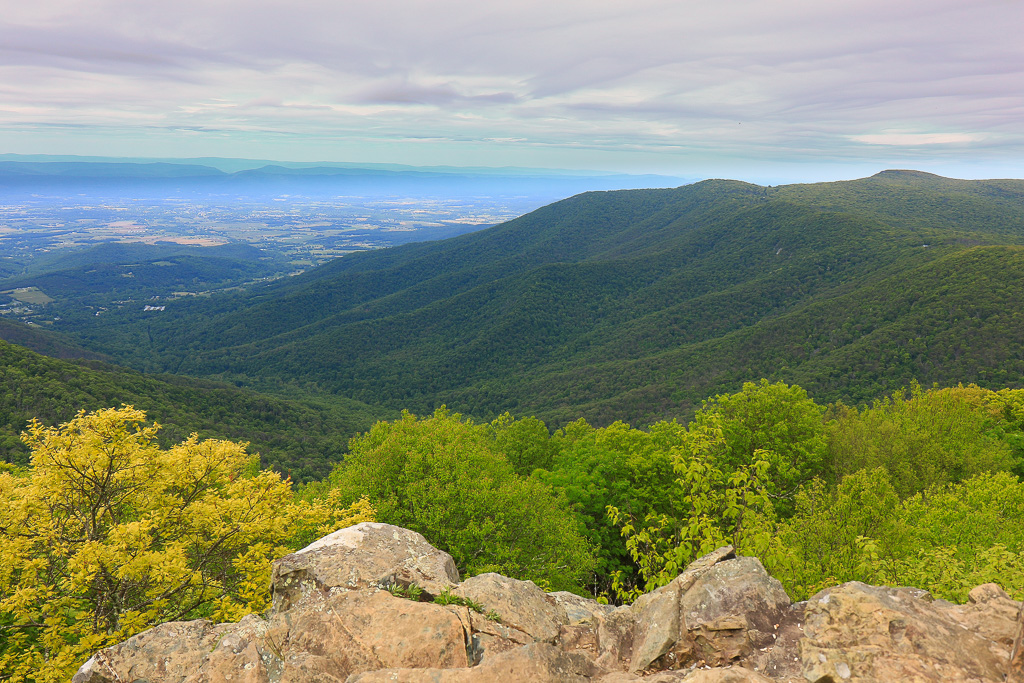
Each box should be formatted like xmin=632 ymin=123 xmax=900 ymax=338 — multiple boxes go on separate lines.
xmin=73 ymin=522 xmax=1024 ymax=683
xmin=270 ymin=522 xmax=460 ymax=612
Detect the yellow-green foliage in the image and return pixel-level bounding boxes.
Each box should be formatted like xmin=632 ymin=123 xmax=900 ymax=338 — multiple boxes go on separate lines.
xmin=0 ymin=407 xmax=373 ymax=683
xmin=689 ymin=379 xmax=827 ymax=516
xmin=757 ymin=470 xmax=1024 ymax=602
xmin=740 ymin=384 xmax=1024 ymax=602
xmin=826 ymin=382 xmax=1014 ymax=496
xmin=607 ymin=412 xmax=773 ymax=602
xmin=605 ymin=381 xmax=1024 ymax=605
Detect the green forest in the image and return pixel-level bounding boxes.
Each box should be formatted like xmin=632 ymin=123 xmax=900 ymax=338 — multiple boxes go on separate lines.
xmin=32 ymin=171 xmax=1024 ymax=429
xmin=6 ymin=172 xmax=1024 ymax=680
xmin=5 ymin=380 xmax=1024 ymax=681
xmin=0 ymin=338 xmax=392 ymax=481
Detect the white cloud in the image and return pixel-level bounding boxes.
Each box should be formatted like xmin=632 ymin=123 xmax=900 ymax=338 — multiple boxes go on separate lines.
xmin=0 ymin=0 xmax=1021 ymax=176
xmin=852 ymin=132 xmax=987 ymax=146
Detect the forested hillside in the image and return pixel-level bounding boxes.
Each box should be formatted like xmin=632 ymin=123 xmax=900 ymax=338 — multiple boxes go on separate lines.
xmin=0 ymin=339 xmax=391 ymax=479
xmin=7 ymin=169 xmax=1024 ymax=678
xmin=0 ymin=318 xmax=107 ymax=361
xmin=44 ymin=170 xmax=1024 ymax=426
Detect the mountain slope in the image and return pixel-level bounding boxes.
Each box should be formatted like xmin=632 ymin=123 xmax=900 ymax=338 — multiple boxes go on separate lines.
xmin=482 ymin=245 xmax=1024 ymax=424
xmin=0 ymin=339 xmax=392 ymax=479
xmin=0 ymin=318 xmax=109 ymax=361
xmin=49 ymin=171 xmax=1024 ymax=425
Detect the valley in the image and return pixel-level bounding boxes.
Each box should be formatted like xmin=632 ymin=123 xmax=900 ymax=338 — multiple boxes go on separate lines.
xmin=18 ymin=169 xmax=1022 ymax=430
xmin=7 ymin=169 xmax=1024 ymax=682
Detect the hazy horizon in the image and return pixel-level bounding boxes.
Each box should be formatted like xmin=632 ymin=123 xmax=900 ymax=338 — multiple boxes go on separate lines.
xmin=1 ymin=152 xmax=1012 ymax=188
xmin=1 ymin=1 xmax=1022 ymax=185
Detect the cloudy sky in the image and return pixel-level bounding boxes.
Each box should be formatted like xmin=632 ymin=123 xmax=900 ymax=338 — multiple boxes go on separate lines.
xmin=1 ymin=0 xmax=1022 ymax=182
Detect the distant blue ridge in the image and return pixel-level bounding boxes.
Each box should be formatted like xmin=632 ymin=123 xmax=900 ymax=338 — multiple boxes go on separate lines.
xmin=0 ymin=157 xmax=692 ymax=200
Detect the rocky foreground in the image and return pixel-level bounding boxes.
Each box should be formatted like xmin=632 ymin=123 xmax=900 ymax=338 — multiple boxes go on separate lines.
xmin=74 ymin=522 xmax=1024 ymax=682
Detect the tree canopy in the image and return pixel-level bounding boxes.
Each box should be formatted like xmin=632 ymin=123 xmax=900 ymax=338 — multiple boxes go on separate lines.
xmin=327 ymin=407 xmax=595 ymax=592
xmin=0 ymin=407 xmax=373 ymax=683
xmin=7 ymin=379 xmax=1024 ymax=678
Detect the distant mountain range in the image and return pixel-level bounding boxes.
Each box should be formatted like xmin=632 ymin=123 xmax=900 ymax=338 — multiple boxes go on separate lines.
xmin=0 ymin=156 xmax=690 ymax=199
xmin=40 ymin=169 xmax=1024 ymax=427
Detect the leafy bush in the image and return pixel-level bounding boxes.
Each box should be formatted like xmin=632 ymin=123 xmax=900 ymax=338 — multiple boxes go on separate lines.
xmin=328 ymin=407 xmax=595 ymax=592
xmin=0 ymin=407 xmax=373 ymax=683
xmin=607 ymin=412 xmax=774 ymax=602
xmin=534 ymin=417 xmax=682 ymax=597
xmin=690 ymin=379 xmax=827 ymax=516
xmin=826 ymin=383 xmax=1014 ymax=497
xmin=757 ymin=470 xmax=1024 ymax=602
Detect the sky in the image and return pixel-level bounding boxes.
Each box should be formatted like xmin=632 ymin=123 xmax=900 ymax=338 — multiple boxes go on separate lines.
xmin=1 ymin=0 xmax=1022 ymax=184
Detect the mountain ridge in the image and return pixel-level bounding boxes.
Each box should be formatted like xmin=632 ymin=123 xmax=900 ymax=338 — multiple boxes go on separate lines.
xmin=40 ymin=170 xmax=1024 ymax=425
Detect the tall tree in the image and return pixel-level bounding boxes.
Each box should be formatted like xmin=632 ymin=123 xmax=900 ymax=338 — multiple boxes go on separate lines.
xmin=0 ymin=407 xmax=372 ymax=683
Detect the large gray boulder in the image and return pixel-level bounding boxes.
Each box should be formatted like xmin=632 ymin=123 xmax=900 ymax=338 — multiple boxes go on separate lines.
xmin=627 ymin=547 xmax=790 ymax=673
xmin=679 ymin=555 xmax=791 ymax=666
xmin=629 ymin=546 xmax=738 ymax=672
xmin=271 ymin=522 xmax=460 ymax=611
xmin=75 ymin=592 xmax=469 ymax=683
xmin=72 ymin=620 xmax=235 ymax=683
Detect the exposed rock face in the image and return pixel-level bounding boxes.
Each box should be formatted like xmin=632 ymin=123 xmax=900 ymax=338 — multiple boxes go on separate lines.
xmin=551 ymin=590 xmax=616 ymax=625
xmin=799 ymin=582 xmax=1013 ymax=682
xmin=629 ymin=548 xmax=790 ymax=673
xmin=270 ymin=522 xmax=460 ymax=611
xmin=346 ymin=643 xmax=606 ymax=682
xmin=455 ymin=573 xmax=568 ymax=643
xmin=72 ymin=619 xmax=235 ymax=683
xmin=74 ymin=525 xmax=1024 ymax=683
xmin=678 ymin=556 xmax=791 ymax=667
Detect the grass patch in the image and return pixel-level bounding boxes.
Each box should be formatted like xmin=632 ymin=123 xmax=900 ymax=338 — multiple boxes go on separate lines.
xmin=6 ymin=287 xmax=54 ymax=304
